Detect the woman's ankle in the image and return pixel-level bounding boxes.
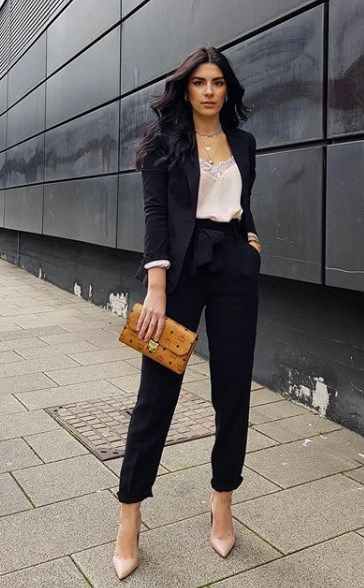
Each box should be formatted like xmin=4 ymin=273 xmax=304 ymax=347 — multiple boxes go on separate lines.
xmin=119 ymin=501 xmax=141 ymax=521
xmin=212 ymin=490 xmax=233 ymax=506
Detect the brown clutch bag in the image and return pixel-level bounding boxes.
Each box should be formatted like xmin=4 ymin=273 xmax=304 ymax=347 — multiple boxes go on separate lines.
xmin=118 ymin=302 xmax=198 ymax=374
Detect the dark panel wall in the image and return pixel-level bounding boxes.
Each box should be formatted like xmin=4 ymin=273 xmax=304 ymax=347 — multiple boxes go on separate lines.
xmin=1 ymin=0 xmax=362 ymax=290
xmin=326 ymin=140 xmax=364 ymax=290
xmin=0 ymin=0 xmax=363 ymax=432
xmin=253 ymin=146 xmax=323 ymax=283
xmin=328 ymin=0 xmax=364 ymax=137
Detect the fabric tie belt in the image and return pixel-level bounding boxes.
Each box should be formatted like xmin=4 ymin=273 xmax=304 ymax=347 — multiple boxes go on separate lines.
xmin=188 ymin=218 xmax=241 ymax=278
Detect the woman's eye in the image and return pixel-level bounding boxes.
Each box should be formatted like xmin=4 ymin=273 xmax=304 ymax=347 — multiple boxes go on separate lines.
xmin=192 ymin=80 xmax=225 ymax=87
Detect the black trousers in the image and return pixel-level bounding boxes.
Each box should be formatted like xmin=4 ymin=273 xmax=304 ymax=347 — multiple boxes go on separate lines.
xmin=117 ymin=218 xmax=260 ymax=503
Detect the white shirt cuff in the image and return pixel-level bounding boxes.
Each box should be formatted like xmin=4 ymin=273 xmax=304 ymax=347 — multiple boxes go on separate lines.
xmin=144 ymin=259 xmax=171 ymax=269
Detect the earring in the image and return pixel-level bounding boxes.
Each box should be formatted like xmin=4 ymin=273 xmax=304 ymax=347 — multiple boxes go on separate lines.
xmin=224 ymin=94 xmax=228 ymax=102
xmin=184 ymin=91 xmax=189 ymax=101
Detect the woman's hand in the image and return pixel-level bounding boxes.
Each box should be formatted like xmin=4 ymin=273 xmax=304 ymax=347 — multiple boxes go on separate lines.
xmin=248 ymin=239 xmax=262 ymax=254
xmin=136 ymin=286 xmax=167 ymax=342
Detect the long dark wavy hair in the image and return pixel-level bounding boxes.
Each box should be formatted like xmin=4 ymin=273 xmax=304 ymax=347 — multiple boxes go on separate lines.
xmin=134 ymin=46 xmax=252 ymax=171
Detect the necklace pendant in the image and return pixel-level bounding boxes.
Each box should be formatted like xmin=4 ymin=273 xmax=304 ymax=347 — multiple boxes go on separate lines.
xmin=209 ymin=159 xmax=213 ymax=164
xmin=205 ymin=146 xmax=211 ymax=151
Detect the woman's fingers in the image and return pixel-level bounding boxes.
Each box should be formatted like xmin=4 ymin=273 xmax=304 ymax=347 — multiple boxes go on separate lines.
xmin=137 ymin=310 xmax=163 ymax=341
xmin=153 ymin=315 xmax=166 ymax=342
xmin=136 ymin=291 xmax=167 ymax=341
xmin=142 ymin=312 xmax=164 ymax=341
xmin=136 ymin=307 xmax=147 ymax=331
xmin=137 ymin=311 xmax=150 ymax=339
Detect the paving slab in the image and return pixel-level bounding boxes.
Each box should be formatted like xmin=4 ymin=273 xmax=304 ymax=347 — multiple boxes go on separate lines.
xmin=39 ymin=329 xmax=121 ymax=348
xmin=0 ymin=373 xmax=58 ymax=395
xmin=160 ymin=436 xmax=214 ymax=471
xmin=137 ymin=462 xmax=280 ymax=529
xmin=0 ymin=473 xmax=32 ymax=516
xmin=0 ymin=355 xmax=79 ymax=379
xmin=179 ymin=378 xmax=213 ymax=401
xmin=0 ymin=410 xmax=59 ymax=441
xmin=231 ymin=474 xmax=364 ymax=553
xmin=0 ymin=302 xmax=83 ymax=317
xmin=0 ymin=325 xmax=67 ymax=342
xmin=75 ymin=310 xmax=122 ymax=325
xmin=12 ymin=454 xmax=117 ymax=506
xmin=67 ymin=346 xmax=140 ymax=366
xmin=158 ymin=432 xmax=277 ymax=473
xmin=245 ymin=428 xmax=279 ymax=452
xmin=99 ymin=323 xmax=122 ymax=336
xmin=177 ymin=365 xmax=208 ymax=383
xmin=344 ymin=466 xmax=364 ymax=483
xmin=249 ymin=399 xmax=309 ymax=424
xmin=0 ymin=438 xmax=42 ymax=473
xmin=12 ymin=309 xmax=89 ymax=330
xmin=72 ymin=512 xmax=280 ymax=588
xmin=0 ymin=318 xmax=22 ymax=333
xmin=245 ymin=434 xmax=359 ymax=488
xmin=252 ymin=411 xmax=342 ymax=442
xmin=15 ymin=379 xmax=122 ymax=410
xmin=0 ymin=557 xmax=91 ymax=587
xmin=314 ymin=427 xmax=364 ymax=464
xmin=107 ymin=373 xmax=147 ymax=393
xmin=59 ymin=319 xmax=120 ymax=333
xmin=24 ymin=428 xmax=89 ymax=462
xmin=211 ymin=532 xmax=364 ymax=587
xmin=0 ymin=338 xmax=48 ymax=351
xmin=15 ymin=340 xmax=97 ymax=360
xmin=43 ymin=360 xmax=140 ymax=386
xmin=0 ymin=394 xmax=27 ymax=415
xmin=0 ymin=491 xmax=119 ymax=576
xmin=250 ymin=387 xmax=284 ymax=406
xmin=0 ymin=350 xmax=24 ymax=365
xmin=187 ymin=361 xmax=210 ymax=376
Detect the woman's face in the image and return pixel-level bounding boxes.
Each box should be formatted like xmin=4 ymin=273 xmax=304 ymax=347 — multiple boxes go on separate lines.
xmin=186 ymin=62 xmax=227 ymax=118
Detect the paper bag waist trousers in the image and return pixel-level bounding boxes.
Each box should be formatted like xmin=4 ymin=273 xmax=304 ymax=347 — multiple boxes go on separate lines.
xmin=117 ymin=217 xmax=261 ymax=503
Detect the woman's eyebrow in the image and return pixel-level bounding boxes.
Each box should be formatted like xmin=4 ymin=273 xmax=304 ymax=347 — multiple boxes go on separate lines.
xmin=191 ymin=76 xmax=225 ymax=81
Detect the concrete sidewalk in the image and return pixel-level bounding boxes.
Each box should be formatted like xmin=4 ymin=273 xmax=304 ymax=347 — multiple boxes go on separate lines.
xmin=0 ymin=258 xmax=362 ymax=587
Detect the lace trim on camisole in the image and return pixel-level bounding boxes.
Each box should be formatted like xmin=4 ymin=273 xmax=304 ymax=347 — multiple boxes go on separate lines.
xmin=199 ymin=155 xmax=235 ymax=180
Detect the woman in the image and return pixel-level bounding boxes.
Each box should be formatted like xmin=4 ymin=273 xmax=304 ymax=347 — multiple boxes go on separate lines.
xmin=113 ymin=46 xmax=262 ymax=580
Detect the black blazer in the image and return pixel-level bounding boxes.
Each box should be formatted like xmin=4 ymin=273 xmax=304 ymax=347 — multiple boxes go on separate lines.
xmin=135 ymin=125 xmax=258 ymax=295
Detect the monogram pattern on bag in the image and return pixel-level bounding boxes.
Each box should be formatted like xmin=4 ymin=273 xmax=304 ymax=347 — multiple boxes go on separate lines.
xmin=119 ymin=303 xmax=198 ymax=374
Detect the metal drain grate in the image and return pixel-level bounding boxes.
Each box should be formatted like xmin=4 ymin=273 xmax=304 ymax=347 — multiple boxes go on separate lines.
xmin=45 ymin=390 xmax=215 ymax=461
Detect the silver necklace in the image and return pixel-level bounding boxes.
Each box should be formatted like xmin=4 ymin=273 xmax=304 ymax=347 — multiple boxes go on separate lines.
xmin=195 ymin=123 xmax=222 ymax=138
xmin=196 ymin=124 xmax=223 ymax=164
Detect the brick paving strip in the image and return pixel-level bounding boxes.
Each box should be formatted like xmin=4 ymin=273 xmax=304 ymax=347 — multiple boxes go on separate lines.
xmin=0 ymin=259 xmax=363 ymax=587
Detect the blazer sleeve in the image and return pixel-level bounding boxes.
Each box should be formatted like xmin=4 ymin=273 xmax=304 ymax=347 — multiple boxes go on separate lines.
xmin=141 ymin=147 xmax=170 ymax=265
xmin=244 ymin=133 xmax=259 ymax=237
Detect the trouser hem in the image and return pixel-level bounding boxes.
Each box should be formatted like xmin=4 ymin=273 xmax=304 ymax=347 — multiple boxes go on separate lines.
xmin=116 ymin=489 xmax=153 ymax=504
xmin=211 ymin=475 xmax=243 ymax=492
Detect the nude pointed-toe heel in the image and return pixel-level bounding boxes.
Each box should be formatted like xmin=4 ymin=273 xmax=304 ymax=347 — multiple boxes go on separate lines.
xmin=113 ymin=511 xmax=142 ymax=581
xmin=210 ymin=491 xmax=236 ymax=558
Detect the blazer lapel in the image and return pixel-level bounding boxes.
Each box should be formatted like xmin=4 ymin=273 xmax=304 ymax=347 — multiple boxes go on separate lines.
xmin=185 ymin=126 xmax=251 ymax=214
